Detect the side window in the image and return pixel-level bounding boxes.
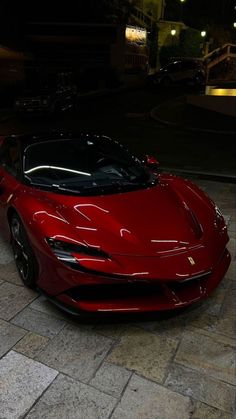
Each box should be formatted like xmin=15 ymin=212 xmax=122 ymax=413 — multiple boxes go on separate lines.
xmin=0 ymin=138 xmax=21 ymax=177
xmin=182 ymin=61 xmax=197 ymax=70
xmin=180 ymin=62 xmax=189 ymax=71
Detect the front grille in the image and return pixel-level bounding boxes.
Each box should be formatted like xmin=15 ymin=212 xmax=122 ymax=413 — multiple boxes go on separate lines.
xmin=66 ymin=271 xmax=210 ymax=302
xmin=169 ymin=272 xmax=210 ymax=294
xmin=66 ymin=282 xmax=164 ymax=301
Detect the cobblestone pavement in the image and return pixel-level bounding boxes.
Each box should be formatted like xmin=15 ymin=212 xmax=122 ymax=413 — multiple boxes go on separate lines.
xmin=0 ymin=179 xmax=235 ymax=419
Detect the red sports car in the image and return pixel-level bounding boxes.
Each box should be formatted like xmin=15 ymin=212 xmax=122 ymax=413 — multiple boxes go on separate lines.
xmin=0 ymin=133 xmax=231 ymax=314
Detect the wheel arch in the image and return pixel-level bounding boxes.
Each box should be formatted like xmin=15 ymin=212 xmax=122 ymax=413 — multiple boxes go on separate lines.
xmin=7 ymin=206 xmax=18 ymax=225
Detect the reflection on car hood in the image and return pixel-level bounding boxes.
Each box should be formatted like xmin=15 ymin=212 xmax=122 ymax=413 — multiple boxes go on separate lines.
xmin=38 ymin=179 xmax=211 ymax=257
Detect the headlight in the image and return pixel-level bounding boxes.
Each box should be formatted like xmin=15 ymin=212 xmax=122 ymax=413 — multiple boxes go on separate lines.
xmin=46 ymin=237 xmax=110 ymax=268
xmin=214 ymin=206 xmax=225 ymax=230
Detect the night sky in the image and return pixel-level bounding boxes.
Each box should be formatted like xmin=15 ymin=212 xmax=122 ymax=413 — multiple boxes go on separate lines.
xmin=166 ymin=0 xmax=236 ymax=27
xmin=1 ymin=0 xmax=235 ymax=25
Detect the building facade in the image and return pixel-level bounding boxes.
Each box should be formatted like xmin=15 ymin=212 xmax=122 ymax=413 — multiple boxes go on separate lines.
xmin=130 ymin=0 xmax=164 ymax=21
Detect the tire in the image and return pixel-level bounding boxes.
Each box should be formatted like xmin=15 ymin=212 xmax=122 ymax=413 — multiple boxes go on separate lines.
xmin=10 ymin=214 xmax=38 ymax=289
xmin=192 ymin=73 xmax=205 ymax=87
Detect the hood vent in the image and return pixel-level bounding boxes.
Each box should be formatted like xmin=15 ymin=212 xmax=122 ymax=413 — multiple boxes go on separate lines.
xmin=187 ymin=209 xmax=203 ymax=239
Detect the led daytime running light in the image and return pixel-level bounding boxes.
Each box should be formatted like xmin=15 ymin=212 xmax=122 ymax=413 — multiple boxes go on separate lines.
xmin=46 ymin=237 xmax=109 ymax=258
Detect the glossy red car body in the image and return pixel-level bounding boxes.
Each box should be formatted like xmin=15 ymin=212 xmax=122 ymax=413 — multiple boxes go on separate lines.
xmin=0 ymin=134 xmax=231 ymax=314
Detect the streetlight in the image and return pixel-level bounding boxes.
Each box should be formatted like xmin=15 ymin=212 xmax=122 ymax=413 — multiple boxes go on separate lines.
xmin=171 ymin=29 xmax=176 ymax=47
xmin=200 ymin=31 xmax=209 ymax=56
xmin=233 ymin=22 xmax=236 ymax=28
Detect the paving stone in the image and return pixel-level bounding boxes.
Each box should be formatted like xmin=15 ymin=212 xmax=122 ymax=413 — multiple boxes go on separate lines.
xmin=0 ymin=282 xmax=37 ymax=321
xmin=14 ymin=332 xmax=49 ymax=358
xmin=137 ymin=316 xmax=185 ymax=340
xmin=187 ymin=326 xmax=236 ymax=348
xmin=0 ymin=261 xmax=21 ymax=285
xmin=0 ymin=236 xmax=14 ymax=264
xmin=90 ymin=362 xmax=131 ymax=398
xmin=226 ymin=260 xmax=236 ymax=281
xmin=111 ymin=374 xmax=193 ymax=419
xmin=175 ymin=297 xmax=220 ymax=326
xmin=0 ymin=350 xmax=58 ymax=419
xmin=0 ymin=318 xmax=26 ymax=358
xmin=108 ymin=326 xmax=177 ymax=383
xmin=133 ymin=320 xmax=158 ymax=333
xmin=227 ymin=238 xmax=236 ymax=259
xmin=25 ymin=374 xmax=117 ymax=419
xmin=11 ymin=307 xmax=66 ymax=338
xmin=165 ymin=363 xmax=235 ymax=412
xmin=221 ymin=281 xmax=236 ymax=319
xmin=93 ymin=323 xmax=127 ymax=340
xmin=29 ymin=295 xmax=70 ymax=320
xmin=175 ymin=330 xmax=236 ymax=385
xmin=228 ymin=221 xmax=236 ymax=233
xmin=153 ymin=316 xmax=186 ymax=339
xmin=36 ymin=324 xmax=113 ymax=382
xmin=192 ymin=402 xmax=232 ymax=419
xmin=187 ymin=310 xmax=236 ymax=340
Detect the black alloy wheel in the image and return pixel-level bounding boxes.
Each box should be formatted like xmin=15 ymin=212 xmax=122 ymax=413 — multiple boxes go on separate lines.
xmin=10 ymin=214 xmax=38 ymax=288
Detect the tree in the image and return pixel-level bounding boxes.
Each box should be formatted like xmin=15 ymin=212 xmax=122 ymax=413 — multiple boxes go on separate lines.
xmin=179 ymin=28 xmax=202 ymax=57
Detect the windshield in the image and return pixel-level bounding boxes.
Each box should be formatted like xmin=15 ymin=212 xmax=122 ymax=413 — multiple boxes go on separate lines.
xmin=23 ymin=137 xmax=157 ymax=195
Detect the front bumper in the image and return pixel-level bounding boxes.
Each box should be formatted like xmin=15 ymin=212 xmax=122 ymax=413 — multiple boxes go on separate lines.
xmin=49 ymin=248 xmax=231 ymax=315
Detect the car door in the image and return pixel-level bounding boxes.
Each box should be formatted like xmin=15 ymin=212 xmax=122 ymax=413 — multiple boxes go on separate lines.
xmin=167 ymin=62 xmax=181 ymax=82
xmin=0 ymin=137 xmax=22 ymax=238
xmin=180 ymin=61 xmax=196 ymax=82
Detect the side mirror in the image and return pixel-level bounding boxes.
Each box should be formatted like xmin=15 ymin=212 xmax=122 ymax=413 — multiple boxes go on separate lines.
xmin=142 ymin=155 xmax=159 ymax=170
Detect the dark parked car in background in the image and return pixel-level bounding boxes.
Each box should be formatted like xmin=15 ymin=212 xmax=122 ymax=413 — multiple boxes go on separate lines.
xmin=148 ymin=58 xmax=206 ymax=87
xmin=14 ymin=72 xmax=77 ymax=115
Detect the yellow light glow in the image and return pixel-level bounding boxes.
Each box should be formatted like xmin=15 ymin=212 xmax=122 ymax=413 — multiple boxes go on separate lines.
xmin=171 ymin=29 xmax=176 ymax=36
xmin=201 ymin=31 xmax=206 ymax=37
xmin=206 ymin=86 xmax=236 ymax=96
xmin=126 ymin=26 xmax=147 ymax=44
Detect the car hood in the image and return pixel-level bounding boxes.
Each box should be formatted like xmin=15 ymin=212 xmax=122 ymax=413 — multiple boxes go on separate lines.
xmin=39 ymin=178 xmax=212 ymax=257
xmin=28 ymin=175 xmax=228 ymax=281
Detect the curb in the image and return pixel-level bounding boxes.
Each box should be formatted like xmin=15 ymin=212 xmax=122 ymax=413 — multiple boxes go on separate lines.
xmin=160 ymin=167 xmax=236 ymax=184
xmin=150 ymin=101 xmax=236 ymax=136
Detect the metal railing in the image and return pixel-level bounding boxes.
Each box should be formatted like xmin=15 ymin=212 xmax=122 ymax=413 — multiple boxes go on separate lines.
xmin=204 ymin=44 xmax=236 ymax=71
